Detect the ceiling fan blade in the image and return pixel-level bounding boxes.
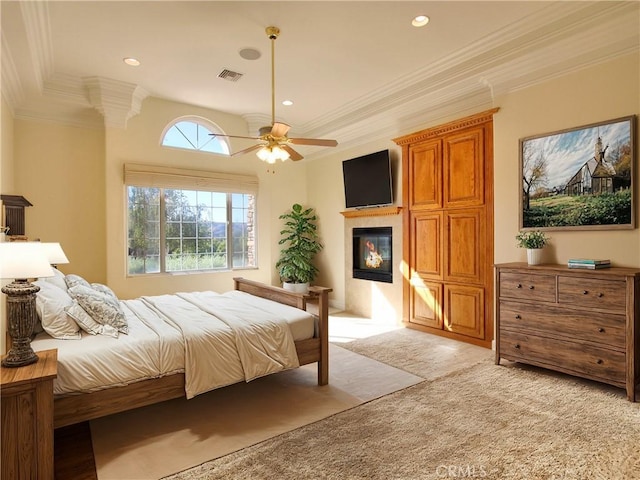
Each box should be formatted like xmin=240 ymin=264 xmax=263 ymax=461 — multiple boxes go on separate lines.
xmin=288 ymin=137 xmax=338 ymax=147
xmin=270 ymin=122 xmax=291 ymax=138
xmin=282 ymin=145 xmax=304 ymax=161
xmin=210 ymin=133 xmax=260 ymax=141
xmin=231 ymin=144 xmax=264 ymax=157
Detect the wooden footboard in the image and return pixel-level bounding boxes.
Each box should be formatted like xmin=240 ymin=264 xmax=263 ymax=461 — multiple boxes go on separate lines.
xmin=53 ymin=278 xmax=331 ymax=428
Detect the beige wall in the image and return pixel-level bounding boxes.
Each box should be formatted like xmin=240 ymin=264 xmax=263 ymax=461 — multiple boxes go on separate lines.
xmin=12 ymin=120 xmax=107 ymax=281
xmin=309 ymin=52 xmax=640 ymax=321
xmin=1 ymin=96 xmax=16 ymax=354
xmin=306 ymin=140 xmax=403 ymax=312
xmin=494 ymin=52 xmax=639 ymax=267
xmin=104 ymin=97 xmax=308 ymax=299
xmin=1 ymin=97 xmax=14 ymax=197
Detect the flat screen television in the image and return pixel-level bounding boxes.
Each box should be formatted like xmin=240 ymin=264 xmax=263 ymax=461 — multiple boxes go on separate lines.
xmin=342 ymin=150 xmax=393 ymax=209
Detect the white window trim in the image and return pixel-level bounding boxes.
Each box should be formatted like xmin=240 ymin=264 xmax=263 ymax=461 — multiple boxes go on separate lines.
xmin=160 ymin=115 xmax=230 ymax=155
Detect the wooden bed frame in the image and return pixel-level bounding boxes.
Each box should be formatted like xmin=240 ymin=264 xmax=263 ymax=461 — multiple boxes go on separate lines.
xmin=52 ymin=277 xmax=331 ymax=429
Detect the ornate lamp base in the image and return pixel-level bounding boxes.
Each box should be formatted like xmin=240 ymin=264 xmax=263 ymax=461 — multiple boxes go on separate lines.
xmin=1 ymin=280 xmax=40 ymax=368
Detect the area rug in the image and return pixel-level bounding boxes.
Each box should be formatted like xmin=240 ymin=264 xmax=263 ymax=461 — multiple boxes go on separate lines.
xmin=163 ymin=361 xmax=640 ymax=480
xmin=90 ymin=344 xmax=423 ymax=480
xmin=336 ymin=327 xmax=491 ymax=379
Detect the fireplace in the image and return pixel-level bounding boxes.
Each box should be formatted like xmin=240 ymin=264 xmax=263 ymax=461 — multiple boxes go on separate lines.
xmin=352 ymin=227 xmax=392 ymax=283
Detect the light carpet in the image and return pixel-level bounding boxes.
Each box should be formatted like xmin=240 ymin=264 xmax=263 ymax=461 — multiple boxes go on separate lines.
xmin=90 ymin=344 xmax=423 ymax=480
xmin=335 ymin=326 xmax=490 ymax=379
xmin=164 ymin=359 xmax=640 ymax=480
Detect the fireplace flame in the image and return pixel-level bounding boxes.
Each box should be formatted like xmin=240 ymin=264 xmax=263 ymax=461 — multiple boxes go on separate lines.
xmin=365 ymin=240 xmax=384 ymax=269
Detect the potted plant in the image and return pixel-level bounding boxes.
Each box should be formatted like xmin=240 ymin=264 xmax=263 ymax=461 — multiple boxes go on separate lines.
xmin=515 ymin=230 xmax=549 ymax=265
xmin=276 ymin=203 xmax=323 ymax=293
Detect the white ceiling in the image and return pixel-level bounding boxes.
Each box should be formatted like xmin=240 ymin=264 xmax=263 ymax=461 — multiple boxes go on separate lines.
xmin=2 ymin=1 xmax=638 ymax=157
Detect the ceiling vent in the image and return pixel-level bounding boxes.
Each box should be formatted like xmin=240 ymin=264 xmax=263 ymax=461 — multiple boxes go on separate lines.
xmin=218 ymin=69 xmax=243 ymax=82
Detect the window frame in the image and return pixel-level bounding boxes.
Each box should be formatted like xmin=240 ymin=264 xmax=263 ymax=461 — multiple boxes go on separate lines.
xmin=160 ymin=116 xmax=231 ymax=155
xmin=124 ymin=164 xmax=258 ymax=276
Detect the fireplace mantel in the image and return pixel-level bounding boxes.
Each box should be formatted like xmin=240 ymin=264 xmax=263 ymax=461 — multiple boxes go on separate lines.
xmin=340 ymin=206 xmax=402 ymax=218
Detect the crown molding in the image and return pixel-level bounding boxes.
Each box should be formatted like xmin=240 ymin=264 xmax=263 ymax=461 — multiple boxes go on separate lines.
xmin=84 ymin=77 xmax=149 ymax=128
xmin=299 ymin=1 xmax=638 ymax=141
xmin=43 ymin=73 xmax=91 ymax=106
xmin=241 ymin=113 xmax=271 ymax=136
xmin=3 ymin=1 xmax=637 ymax=137
xmin=19 ymin=0 xmax=54 ymax=93
xmin=13 ymin=106 xmax=104 ymax=130
xmin=1 ymin=31 xmax=25 ymax=110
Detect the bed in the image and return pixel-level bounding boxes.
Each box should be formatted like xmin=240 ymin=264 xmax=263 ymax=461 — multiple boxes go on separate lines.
xmin=28 ymin=276 xmax=330 ymax=429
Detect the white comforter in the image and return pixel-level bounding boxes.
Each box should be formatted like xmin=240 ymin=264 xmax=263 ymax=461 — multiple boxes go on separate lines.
xmin=32 ymin=290 xmax=309 ymax=398
xmin=143 ymin=291 xmax=300 ymax=398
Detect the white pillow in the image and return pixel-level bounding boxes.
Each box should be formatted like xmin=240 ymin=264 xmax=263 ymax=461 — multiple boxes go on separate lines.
xmin=65 ymin=300 xmax=119 ymax=338
xmin=42 ymin=267 xmax=68 ymax=291
xmin=34 ymin=281 xmax=81 ymax=340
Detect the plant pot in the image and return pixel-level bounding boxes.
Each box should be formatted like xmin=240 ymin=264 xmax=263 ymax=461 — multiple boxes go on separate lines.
xmin=282 ymin=282 xmax=309 ymax=294
xmin=527 ymin=248 xmax=543 ymax=266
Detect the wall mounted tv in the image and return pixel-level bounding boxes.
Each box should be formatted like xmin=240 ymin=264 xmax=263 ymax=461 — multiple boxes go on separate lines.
xmin=342 ymin=149 xmax=393 ymax=209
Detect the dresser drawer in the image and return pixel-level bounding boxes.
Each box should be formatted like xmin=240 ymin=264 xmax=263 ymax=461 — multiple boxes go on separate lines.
xmin=499 ymin=330 xmax=626 ymax=385
xmin=499 ymin=301 xmax=625 ymax=349
xmin=499 ymin=272 xmax=555 ymax=303
xmin=558 ymin=276 xmax=626 ymax=314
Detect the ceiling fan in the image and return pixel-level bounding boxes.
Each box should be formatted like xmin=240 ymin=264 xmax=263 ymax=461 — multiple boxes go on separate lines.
xmin=211 ymin=26 xmax=338 ymax=163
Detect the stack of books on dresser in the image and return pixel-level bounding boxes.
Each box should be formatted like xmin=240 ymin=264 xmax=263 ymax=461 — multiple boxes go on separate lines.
xmin=567 ymin=258 xmax=611 ymax=269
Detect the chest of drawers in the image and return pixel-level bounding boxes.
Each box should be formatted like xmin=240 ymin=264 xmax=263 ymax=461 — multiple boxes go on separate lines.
xmin=495 ymin=263 xmax=640 ymax=401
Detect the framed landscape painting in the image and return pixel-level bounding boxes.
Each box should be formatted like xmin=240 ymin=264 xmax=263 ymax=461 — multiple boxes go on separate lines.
xmin=519 ymin=115 xmax=636 ymax=230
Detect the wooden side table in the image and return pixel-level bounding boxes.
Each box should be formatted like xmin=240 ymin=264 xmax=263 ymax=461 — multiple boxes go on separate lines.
xmin=1 ymin=349 xmax=57 ymax=479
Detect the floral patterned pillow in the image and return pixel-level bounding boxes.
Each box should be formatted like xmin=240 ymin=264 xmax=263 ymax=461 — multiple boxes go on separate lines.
xmin=68 ymin=284 xmax=128 ymax=334
xmin=65 ymin=274 xmax=92 ymax=290
xmin=65 ymin=300 xmax=119 ymax=338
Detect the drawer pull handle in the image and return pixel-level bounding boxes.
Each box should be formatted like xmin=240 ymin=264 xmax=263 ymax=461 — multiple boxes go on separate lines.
xmin=515 ymin=314 xmax=521 ymax=319
xmin=583 ymin=290 xmax=589 ymax=295
xmin=596 ymin=359 xmax=603 ymax=365
xmin=514 ymin=344 xmax=521 ymax=349
xmin=516 ymin=284 xmax=522 ymax=289
xmin=597 ymin=292 xmax=604 ymax=298
xmin=598 ymin=327 xmax=605 ymax=333
xmin=529 ymin=285 xmax=535 ymax=290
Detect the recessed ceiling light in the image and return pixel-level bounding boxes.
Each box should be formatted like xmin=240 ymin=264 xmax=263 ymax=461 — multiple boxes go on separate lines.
xmin=282 ymin=100 xmax=293 ymax=106
xmin=123 ymin=57 xmax=140 ymax=67
xmin=412 ymin=15 xmax=430 ymax=27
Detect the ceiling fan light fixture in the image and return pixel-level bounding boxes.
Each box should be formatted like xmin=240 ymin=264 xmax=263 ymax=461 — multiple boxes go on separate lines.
xmin=257 ymin=145 xmax=290 ymax=164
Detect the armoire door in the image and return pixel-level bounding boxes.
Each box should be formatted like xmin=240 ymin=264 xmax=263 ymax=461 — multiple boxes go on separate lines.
xmin=395 ymin=108 xmax=497 ymax=348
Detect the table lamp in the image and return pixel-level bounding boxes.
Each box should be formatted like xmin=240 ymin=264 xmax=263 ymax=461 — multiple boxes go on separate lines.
xmin=40 ymin=242 xmax=70 ymax=268
xmin=0 ymin=242 xmax=54 ymax=367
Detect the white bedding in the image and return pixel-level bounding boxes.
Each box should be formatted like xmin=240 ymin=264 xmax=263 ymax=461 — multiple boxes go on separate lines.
xmin=31 ymin=300 xmax=185 ymax=396
xmin=31 ymin=289 xmax=315 ymax=398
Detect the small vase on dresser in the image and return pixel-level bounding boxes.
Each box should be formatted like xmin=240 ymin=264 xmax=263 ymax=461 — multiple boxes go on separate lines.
xmin=516 ymin=230 xmax=549 ymax=266
xmin=526 ymin=248 xmax=543 ymax=265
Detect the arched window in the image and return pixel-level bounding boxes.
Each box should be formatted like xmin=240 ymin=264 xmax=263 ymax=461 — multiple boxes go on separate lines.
xmin=161 ymin=116 xmax=230 ymax=155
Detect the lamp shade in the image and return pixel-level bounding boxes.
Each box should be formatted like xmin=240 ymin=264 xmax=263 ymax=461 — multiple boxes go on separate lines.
xmin=40 ymin=242 xmax=69 ymax=265
xmin=0 ymin=242 xmax=54 ymax=279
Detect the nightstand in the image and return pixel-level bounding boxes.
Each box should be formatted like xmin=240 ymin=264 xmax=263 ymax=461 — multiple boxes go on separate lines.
xmin=1 ymin=349 xmax=57 ymax=479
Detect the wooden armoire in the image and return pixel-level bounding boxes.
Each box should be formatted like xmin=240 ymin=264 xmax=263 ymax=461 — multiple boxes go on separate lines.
xmin=393 ymin=109 xmax=497 ymax=348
